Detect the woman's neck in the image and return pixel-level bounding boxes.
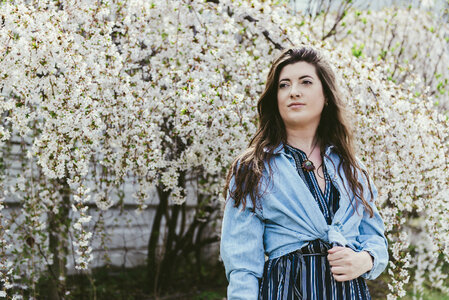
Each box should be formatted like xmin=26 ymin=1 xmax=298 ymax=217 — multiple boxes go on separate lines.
xmin=285 ymin=127 xmax=320 ymax=155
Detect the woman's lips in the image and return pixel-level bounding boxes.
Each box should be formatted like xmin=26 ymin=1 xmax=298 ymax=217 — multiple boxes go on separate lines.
xmin=288 ymin=103 xmax=305 ymax=108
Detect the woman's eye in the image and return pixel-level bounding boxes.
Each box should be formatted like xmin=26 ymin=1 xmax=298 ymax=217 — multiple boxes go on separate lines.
xmin=303 ymin=80 xmax=312 ymax=85
xmin=279 ymin=83 xmax=288 ymax=88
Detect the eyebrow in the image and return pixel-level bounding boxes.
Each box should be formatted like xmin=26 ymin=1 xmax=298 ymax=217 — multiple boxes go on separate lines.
xmin=279 ymin=75 xmax=313 ymax=83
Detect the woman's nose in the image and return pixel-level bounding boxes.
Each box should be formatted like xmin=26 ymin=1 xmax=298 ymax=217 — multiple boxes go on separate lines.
xmin=291 ymin=84 xmax=302 ymax=98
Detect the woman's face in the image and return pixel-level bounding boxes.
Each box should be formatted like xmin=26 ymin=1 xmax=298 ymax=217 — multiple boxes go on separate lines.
xmin=277 ymin=61 xmax=326 ymax=131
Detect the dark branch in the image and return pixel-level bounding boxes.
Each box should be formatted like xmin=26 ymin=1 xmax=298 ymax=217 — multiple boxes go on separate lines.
xmin=262 ymin=30 xmax=284 ymax=50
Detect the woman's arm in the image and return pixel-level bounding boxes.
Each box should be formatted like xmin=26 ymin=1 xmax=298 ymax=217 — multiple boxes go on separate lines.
xmin=328 ymin=160 xmax=389 ymax=281
xmin=355 ymin=184 xmax=389 ymax=280
xmin=355 ymin=159 xmax=389 ymax=280
xmin=220 ymin=177 xmax=265 ymax=300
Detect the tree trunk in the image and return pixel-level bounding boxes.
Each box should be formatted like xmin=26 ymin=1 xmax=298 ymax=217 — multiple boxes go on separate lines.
xmin=158 ymin=172 xmax=186 ymax=292
xmin=146 ymin=186 xmax=170 ymax=295
xmin=43 ymin=179 xmax=70 ymax=300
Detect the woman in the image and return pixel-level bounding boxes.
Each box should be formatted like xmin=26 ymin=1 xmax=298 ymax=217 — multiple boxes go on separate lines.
xmin=220 ymin=46 xmax=389 ymax=300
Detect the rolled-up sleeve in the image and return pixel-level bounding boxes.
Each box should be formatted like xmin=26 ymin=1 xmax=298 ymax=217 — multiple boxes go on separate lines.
xmin=219 ymin=177 xmax=265 ymax=300
xmin=355 ymin=164 xmax=389 ymax=280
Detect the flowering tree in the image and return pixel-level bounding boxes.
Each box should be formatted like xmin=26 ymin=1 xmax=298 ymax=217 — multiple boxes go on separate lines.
xmin=0 ymin=0 xmax=448 ymax=299
xmin=302 ymin=1 xmax=449 ymax=113
xmin=1 ymin=1 xmax=127 ymax=297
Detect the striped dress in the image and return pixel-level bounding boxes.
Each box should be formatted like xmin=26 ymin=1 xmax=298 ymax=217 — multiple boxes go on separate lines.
xmin=258 ymin=144 xmax=371 ymax=300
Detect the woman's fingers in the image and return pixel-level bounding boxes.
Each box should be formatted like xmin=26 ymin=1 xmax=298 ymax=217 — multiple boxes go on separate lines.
xmin=330 ymin=265 xmax=355 ymax=282
xmin=328 ymin=258 xmax=350 ymax=267
xmin=330 ymin=266 xmax=346 ymax=274
xmin=327 ymin=247 xmax=352 ymax=262
xmin=332 ymin=273 xmax=351 ymax=282
xmin=327 ymin=246 xmax=345 ymax=254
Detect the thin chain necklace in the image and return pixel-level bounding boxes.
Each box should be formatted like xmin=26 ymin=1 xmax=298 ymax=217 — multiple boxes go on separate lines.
xmin=301 ymin=139 xmax=318 ymax=172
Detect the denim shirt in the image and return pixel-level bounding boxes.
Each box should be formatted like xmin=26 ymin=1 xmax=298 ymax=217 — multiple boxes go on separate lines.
xmin=219 ymin=143 xmax=389 ymax=300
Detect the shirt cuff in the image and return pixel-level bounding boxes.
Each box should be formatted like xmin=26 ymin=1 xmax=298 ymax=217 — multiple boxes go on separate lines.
xmin=360 ymin=249 xmax=378 ymax=280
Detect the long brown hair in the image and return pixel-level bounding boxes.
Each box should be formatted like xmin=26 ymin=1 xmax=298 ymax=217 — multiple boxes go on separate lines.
xmin=223 ymin=46 xmax=374 ymax=217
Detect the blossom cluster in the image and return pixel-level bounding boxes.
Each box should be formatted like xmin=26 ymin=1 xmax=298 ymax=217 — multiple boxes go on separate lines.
xmin=320 ymin=6 xmax=449 ymax=112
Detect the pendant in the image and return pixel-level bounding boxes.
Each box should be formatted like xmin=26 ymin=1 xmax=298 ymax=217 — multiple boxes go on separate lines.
xmin=302 ymin=159 xmax=315 ymax=172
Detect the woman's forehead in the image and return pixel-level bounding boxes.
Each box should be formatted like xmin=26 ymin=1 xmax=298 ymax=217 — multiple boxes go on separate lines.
xmin=279 ymin=61 xmax=317 ymax=81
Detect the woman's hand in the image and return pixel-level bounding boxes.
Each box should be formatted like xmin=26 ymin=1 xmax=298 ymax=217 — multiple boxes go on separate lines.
xmin=327 ymin=246 xmax=373 ymax=282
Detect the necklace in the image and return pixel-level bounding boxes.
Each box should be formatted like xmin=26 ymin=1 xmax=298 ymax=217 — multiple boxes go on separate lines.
xmin=301 ymin=139 xmax=318 ymax=172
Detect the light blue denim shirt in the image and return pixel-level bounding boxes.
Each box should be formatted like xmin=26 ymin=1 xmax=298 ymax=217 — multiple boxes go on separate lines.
xmin=219 ymin=143 xmax=389 ymax=300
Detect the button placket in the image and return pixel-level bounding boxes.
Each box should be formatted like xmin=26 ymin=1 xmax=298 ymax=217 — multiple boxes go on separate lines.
xmin=323 ymin=155 xmax=345 ymax=227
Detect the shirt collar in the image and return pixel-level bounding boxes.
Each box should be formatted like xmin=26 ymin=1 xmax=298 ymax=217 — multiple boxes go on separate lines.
xmin=264 ymin=142 xmax=336 ymax=156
